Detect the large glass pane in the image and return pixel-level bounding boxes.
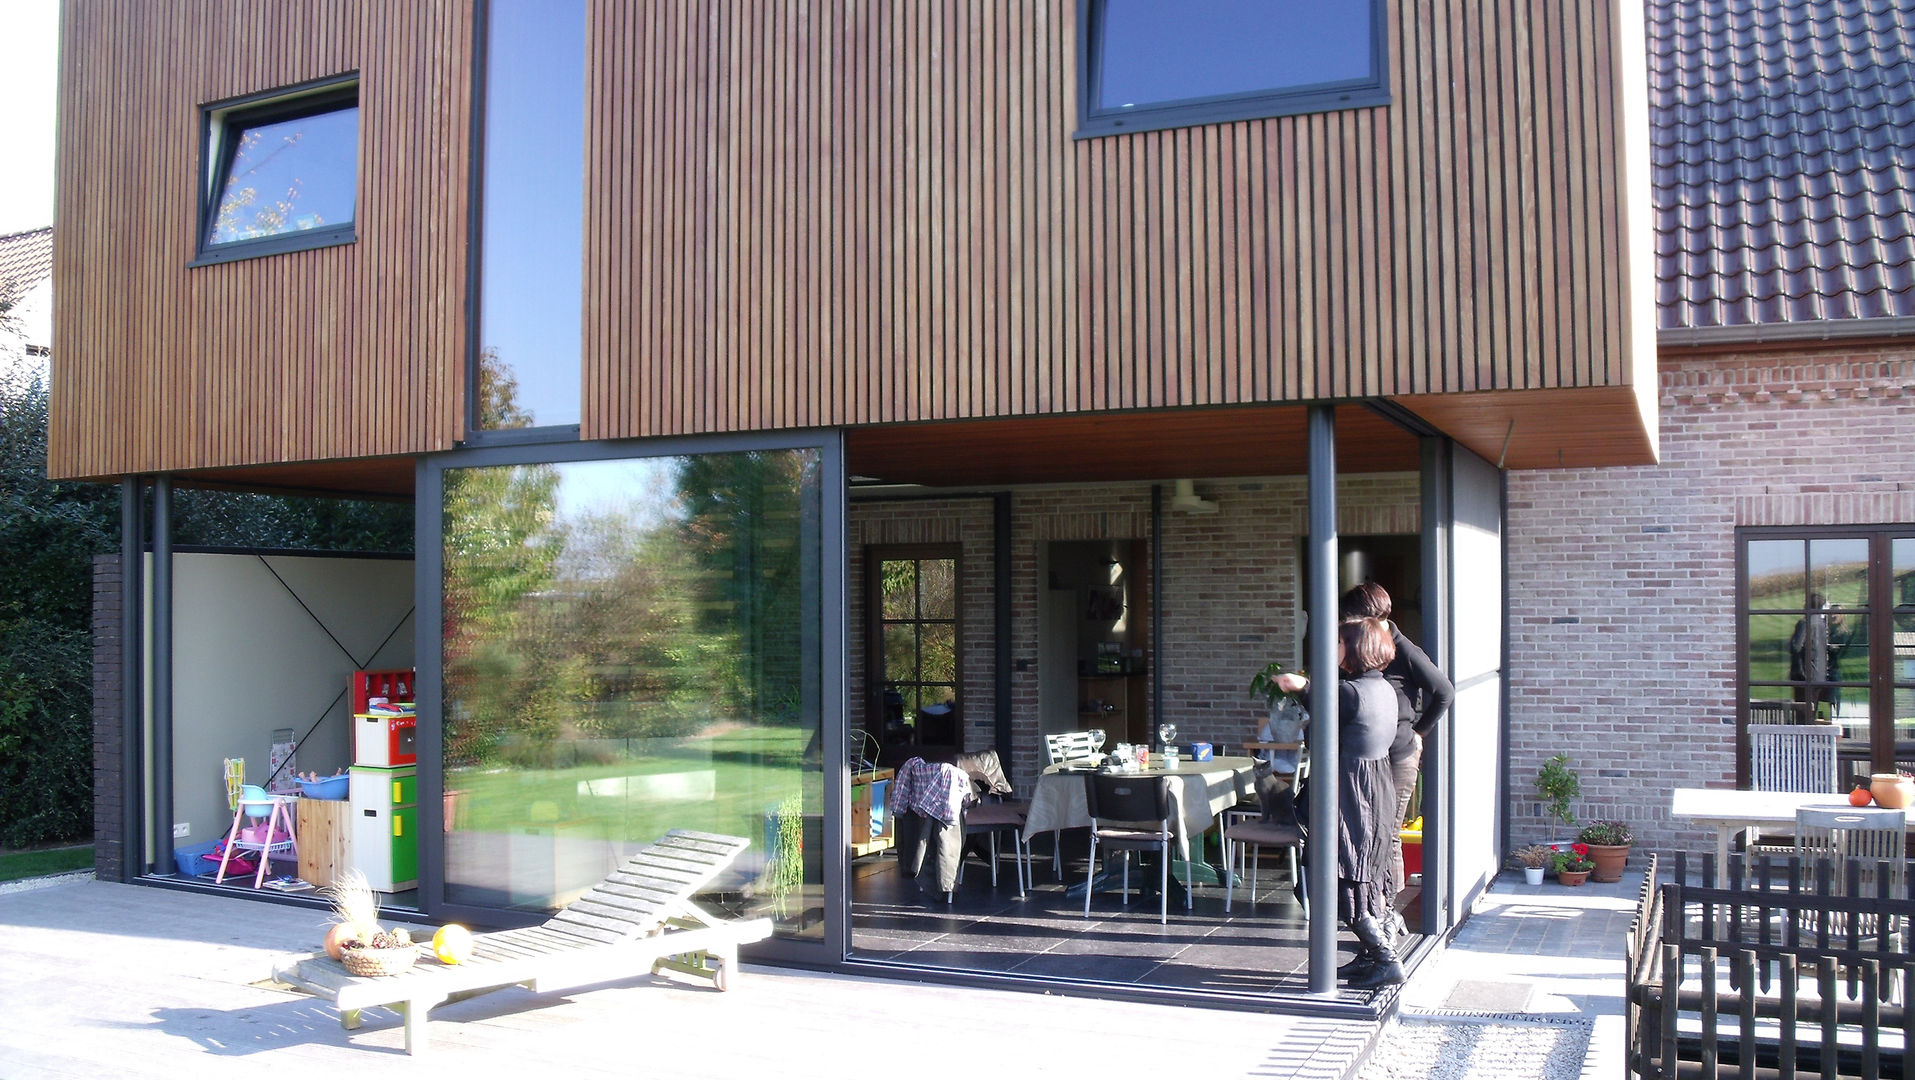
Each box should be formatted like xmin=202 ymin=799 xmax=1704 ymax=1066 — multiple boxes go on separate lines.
xmin=882 ymin=625 xmax=918 ymax=682
xmin=1746 ymin=539 xmax=1803 ymax=610
xmin=1096 ymin=0 xmax=1373 ymax=110
xmin=478 ymin=0 xmax=584 ymax=429
xmin=1895 ymin=612 xmax=1915 ymax=742
xmin=208 ymin=105 xmax=358 ymax=245
xmin=880 ymin=561 xmax=917 ymax=620
xmin=1894 ymin=538 xmax=1915 ymax=606
xmin=919 ymin=559 xmax=956 ymax=619
xmin=1808 ymin=538 xmax=1869 ymax=609
xmin=442 ymin=449 xmax=822 ymax=939
xmin=1747 ymin=612 xmax=1796 ymax=685
xmin=920 ymin=623 xmax=956 ymax=683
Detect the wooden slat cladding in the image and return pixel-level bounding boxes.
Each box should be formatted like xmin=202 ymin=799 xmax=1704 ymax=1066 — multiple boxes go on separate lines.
xmin=583 ymin=0 xmax=1652 ymax=445
xmin=47 ymin=0 xmax=471 ymax=482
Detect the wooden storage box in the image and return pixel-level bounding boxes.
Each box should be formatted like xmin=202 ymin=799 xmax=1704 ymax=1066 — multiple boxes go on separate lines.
xmin=297 ymin=796 xmax=352 ymax=888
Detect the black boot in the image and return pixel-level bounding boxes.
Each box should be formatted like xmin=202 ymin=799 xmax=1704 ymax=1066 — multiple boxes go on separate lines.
xmin=1337 ymin=947 xmax=1378 ymax=979
xmin=1347 ymin=914 xmax=1405 ymax=990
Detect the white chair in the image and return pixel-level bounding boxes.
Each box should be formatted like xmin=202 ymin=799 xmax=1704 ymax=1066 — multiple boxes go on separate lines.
xmin=1044 ymin=730 xmax=1100 ymax=764
xmin=1748 ymin=724 xmax=1839 ymax=854
xmin=1792 ymin=806 xmax=1906 ymax=999
xmin=1749 ymin=724 xmax=1840 ymax=793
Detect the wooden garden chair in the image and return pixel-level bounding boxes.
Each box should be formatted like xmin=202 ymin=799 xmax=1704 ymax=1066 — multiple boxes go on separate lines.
xmin=271 ymin=830 xmax=772 ymax=1054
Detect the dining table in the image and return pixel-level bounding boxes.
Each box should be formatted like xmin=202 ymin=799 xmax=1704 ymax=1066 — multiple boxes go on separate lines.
xmin=1022 ymin=755 xmax=1260 ymax=866
xmin=1668 ymin=787 xmax=1915 ymax=886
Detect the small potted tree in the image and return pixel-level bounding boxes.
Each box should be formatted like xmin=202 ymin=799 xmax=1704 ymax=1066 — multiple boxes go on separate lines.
xmin=1577 ymin=820 xmax=1634 ymax=882
xmin=1534 ymin=754 xmax=1580 ymax=835
xmin=1513 ymin=845 xmax=1552 ymax=885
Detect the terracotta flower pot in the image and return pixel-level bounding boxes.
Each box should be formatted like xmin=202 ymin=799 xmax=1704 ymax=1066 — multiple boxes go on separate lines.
xmin=1586 ymin=843 xmax=1630 ymax=883
xmin=1870 ymin=773 xmax=1914 ymax=810
xmin=1558 ymin=870 xmax=1590 ymax=887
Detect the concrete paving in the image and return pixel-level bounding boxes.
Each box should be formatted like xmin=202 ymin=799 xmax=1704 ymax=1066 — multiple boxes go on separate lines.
xmin=0 ymin=869 xmax=1639 ymax=1078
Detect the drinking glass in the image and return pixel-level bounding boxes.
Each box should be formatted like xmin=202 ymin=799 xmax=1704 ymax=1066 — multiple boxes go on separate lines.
xmin=1087 ymin=728 xmax=1106 ymax=752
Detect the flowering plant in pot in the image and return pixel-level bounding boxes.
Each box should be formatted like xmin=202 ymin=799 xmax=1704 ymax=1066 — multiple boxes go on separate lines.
xmin=1550 ymin=843 xmax=1594 ymax=886
xmin=1513 ymin=845 xmax=1553 ymax=885
xmin=1576 ymin=820 xmax=1634 ymax=882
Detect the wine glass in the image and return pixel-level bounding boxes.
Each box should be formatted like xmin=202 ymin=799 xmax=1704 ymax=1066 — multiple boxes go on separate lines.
xmin=1159 ymin=722 xmax=1178 ymax=748
xmin=1087 ymin=728 xmax=1107 ymax=755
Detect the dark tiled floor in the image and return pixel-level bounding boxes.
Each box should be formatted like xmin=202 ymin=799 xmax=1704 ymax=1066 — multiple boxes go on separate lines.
xmin=848 ymin=842 xmax=1381 ymax=999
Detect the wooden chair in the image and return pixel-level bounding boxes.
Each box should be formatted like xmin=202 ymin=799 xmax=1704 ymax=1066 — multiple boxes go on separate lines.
xmin=1747 ymin=724 xmax=1839 ymax=853
xmin=1793 ymin=807 xmax=1907 ymax=939
xmin=273 ymin=830 xmax=772 ymax=1054
xmin=1083 ymin=773 xmax=1175 ymax=924
xmin=1749 ymin=724 xmax=1839 ymax=793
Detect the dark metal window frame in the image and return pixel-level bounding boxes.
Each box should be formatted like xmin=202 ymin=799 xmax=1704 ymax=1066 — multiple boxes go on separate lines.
xmin=864 ymin=544 xmax=965 ymax=756
xmin=1075 ymin=0 xmax=1391 ymax=139
xmin=1735 ymin=523 xmax=1915 ymax=784
xmin=192 ymin=74 xmax=360 ymax=267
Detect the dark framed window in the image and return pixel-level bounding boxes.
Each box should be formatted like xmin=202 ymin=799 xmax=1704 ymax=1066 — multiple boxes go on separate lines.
xmin=866 ymin=546 xmax=962 ymax=759
xmin=195 ymin=78 xmax=359 ymax=265
xmin=1077 ymin=0 xmax=1389 ymax=138
xmin=1738 ymin=526 xmax=1915 ymax=784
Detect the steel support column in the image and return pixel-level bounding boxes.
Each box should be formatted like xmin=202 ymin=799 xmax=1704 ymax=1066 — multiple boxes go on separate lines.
xmin=1305 ymin=405 xmax=1339 ymax=994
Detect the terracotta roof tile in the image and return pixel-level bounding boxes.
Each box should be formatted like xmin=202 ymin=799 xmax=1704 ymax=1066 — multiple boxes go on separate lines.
xmin=1651 ymin=0 xmax=1915 ymax=331
xmin=0 ymin=227 xmax=52 ymax=300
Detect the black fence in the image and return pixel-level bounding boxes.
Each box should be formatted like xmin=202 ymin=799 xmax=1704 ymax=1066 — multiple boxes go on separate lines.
xmin=1626 ymin=851 xmax=1912 ymax=1079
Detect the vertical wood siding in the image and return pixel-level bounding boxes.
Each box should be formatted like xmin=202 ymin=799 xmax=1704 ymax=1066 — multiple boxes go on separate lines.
xmin=48 ymin=0 xmax=471 ymax=481
xmin=583 ymin=0 xmax=1646 ymax=442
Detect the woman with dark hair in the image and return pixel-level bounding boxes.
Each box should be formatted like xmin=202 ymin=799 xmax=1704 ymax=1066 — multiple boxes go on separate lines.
xmin=1275 ymin=617 xmax=1405 ymax=988
xmin=1339 ymin=582 xmax=1453 ymax=928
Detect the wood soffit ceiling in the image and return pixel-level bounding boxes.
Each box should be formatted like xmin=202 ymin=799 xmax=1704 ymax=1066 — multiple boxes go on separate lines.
xmin=167 ymin=390 xmax=1656 ymax=498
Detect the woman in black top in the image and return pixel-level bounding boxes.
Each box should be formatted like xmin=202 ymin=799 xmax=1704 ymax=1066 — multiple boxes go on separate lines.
xmin=1340 ymin=583 xmax=1453 ymax=919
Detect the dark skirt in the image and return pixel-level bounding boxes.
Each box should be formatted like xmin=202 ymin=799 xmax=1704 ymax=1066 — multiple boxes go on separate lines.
xmin=1335 ymin=755 xmax=1396 ymax=924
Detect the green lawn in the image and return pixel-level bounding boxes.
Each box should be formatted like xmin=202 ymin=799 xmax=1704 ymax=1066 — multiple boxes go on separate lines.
xmin=0 ymin=845 xmax=93 ymax=884
xmin=447 ymin=723 xmax=816 ymax=849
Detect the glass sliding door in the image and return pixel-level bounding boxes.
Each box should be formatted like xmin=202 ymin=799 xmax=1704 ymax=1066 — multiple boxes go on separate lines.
xmin=436 ymin=445 xmax=829 ymax=942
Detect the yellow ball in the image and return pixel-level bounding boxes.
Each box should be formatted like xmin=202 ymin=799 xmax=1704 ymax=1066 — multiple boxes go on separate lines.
xmin=432 ymin=923 xmax=474 ymax=965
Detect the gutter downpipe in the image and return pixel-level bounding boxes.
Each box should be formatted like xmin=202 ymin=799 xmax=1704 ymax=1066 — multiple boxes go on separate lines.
xmin=148 ymin=475 xmax=173 ymax=875
xmin=119 ymin=478 xmax=144 ymax=882
xmin=1306 ymin=405 xmax=1340 ymax=994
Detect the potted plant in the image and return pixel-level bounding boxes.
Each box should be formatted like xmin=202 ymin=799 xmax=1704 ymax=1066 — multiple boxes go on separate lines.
xmin=1514 ymin=845 xmax=1552 ymax=885
xmin=1577 ymin=819 xmax=1634 ymax=882
xmin=1534 ymin=754 xmax=1580 ymax=830
xmin=1551 ymin=843 xmax=1594 ymax=886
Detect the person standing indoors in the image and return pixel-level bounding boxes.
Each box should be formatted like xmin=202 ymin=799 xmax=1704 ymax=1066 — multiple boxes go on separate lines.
xmin=1340 ymin=582 xmax=1453 ymax=931
xmin=1275 ymin=618 xmax=1406 ymax=989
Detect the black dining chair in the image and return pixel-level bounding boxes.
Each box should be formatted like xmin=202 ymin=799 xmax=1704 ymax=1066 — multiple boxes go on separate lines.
xmin=1083 ymin=772 xmax=1175 ymax=924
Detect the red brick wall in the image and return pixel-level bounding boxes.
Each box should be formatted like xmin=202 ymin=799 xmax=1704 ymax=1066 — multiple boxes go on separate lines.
xmin=1506 ymin=344 xmax=1915 ymax=852
xmin=851 ymin=475 xmax=1420 ymax=795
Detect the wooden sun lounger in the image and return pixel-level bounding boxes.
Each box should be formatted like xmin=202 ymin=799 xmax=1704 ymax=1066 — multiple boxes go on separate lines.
xmin=271 ymin=830 xmax=773 ymax=1054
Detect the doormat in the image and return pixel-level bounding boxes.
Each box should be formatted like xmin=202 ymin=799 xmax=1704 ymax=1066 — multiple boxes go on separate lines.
xmin=1357 ymin=1012 xmax=1593 ymax=1080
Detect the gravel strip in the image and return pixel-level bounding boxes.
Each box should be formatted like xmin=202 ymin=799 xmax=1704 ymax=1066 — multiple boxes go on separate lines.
xmin=1358 ymin=1015 xmax=1593 ymax=1080
xmin=0 ymin=870 xmax=93 ymax=896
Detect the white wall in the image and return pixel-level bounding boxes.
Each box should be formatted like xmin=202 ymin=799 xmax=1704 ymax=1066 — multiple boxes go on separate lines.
xmin=1448 ymin=448 xmax=1505 ymax=917
xmin=164 ymin=552 xmax=414 ymax=850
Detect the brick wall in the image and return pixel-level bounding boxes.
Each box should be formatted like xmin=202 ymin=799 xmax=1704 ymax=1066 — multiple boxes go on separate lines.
xmin=852 ymin=475 xmax=1420 ymax=795
xmin=91 ymin=553 xmax=122 ymax=881
xmin=1506 ymin=344 xmax=1915 ymax=853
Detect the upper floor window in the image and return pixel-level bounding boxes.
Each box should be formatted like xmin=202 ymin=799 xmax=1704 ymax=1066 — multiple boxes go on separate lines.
xmin=196 ymin=79 xmax=359 ymax=265
xmin=1078 ymin=0 xmax=1389 ymax=138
